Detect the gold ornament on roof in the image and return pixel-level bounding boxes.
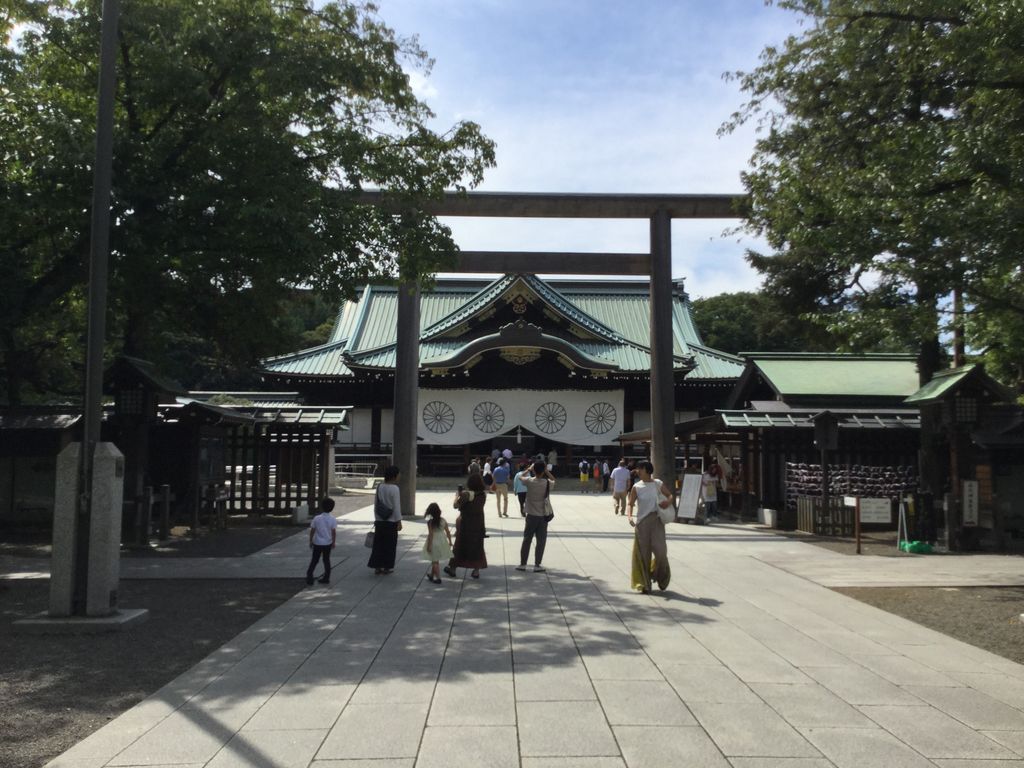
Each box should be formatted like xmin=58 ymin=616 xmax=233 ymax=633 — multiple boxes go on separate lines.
xmin=501 ymin=347 xmax=541 ymax=365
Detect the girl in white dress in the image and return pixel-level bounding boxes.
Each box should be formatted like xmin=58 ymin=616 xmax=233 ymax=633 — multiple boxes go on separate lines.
xmin=422 ymin=502 xmax=453 ymax=584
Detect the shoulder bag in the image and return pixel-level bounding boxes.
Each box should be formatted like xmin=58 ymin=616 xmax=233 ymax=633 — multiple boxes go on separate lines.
xmin=374 ymin=485 xmax=391 ymax=521
xmin=543 ymin=479 xmax=554 ymax=521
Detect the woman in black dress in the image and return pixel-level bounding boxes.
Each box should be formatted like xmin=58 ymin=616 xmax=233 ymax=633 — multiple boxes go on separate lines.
xmin=368 ymin=465 xmax=402 ymax=574
xmin=444 ymin=472 xmax=488 ymax=579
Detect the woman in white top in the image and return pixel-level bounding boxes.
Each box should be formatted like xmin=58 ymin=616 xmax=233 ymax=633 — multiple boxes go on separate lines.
xmin=627 ymin=460 xmax=674 ymax=593
xmin=368 ymin=465 xmax=402 ymax=574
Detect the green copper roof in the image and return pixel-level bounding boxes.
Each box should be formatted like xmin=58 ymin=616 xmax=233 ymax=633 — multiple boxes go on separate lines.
xmin=905 ymin=365 xmax=976 ymax=404
xmin=904 ymin=363 xmax=1016 ymax=405
xmin=261 ymin=275 xmax=744 ymax=380
xmin=751 ymin=353 xmax=920 ymax=398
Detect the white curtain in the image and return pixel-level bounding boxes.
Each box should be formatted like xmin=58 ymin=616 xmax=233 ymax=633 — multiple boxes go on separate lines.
xmin=418 ymin=388 xmax=625 ymax=446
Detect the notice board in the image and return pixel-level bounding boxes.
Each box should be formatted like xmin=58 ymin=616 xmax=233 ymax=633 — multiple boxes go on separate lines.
xmin=677 ymin=473 xmax=702 ymax=520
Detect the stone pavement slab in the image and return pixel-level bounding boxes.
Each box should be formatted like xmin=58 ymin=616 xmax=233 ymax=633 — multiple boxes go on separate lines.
xmin=40 ymin=491 xmax=1024 ymax=768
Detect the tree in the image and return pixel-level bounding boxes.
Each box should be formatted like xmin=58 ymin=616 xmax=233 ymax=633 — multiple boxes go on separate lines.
xmin=721 ymin=0 xmax=1024 ymax=393
xmin=691 ymin=291 xmax=838 ymax=355
xmin=1 ymin=0 xmax=495 ymax=403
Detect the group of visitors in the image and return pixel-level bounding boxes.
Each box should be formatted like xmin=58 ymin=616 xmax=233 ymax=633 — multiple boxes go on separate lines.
xmin=577 ymin=457 xmax=612 ymax=493
xmin=305 ymin=456 xmax=681 ymax=596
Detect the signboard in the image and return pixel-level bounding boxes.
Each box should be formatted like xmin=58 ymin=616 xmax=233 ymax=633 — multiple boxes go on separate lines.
xmin=962 ymin=480 xmax=979 ymax=527
xmin=858 ymin=498 xmax=891 ymax=524
xmin=677 ymin=474 xmax=702 ymax=521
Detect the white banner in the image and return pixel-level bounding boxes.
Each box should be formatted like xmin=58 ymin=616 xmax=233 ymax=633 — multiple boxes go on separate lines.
xmin=418 ymin=389 xmax=624 ymax=446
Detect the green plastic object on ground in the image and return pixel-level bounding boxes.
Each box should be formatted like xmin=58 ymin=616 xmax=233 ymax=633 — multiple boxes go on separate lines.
xmin=899 ymin=540 xmax=934 ymax=554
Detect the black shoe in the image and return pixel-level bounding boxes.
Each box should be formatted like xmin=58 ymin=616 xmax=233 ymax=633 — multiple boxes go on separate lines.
xmin=443 ymin=566 xmax=456 ymax=577
xmin=317 ymin=578 xmax=329 ymax=584
xmin=306 ymin=578 xmax=314 ymax=586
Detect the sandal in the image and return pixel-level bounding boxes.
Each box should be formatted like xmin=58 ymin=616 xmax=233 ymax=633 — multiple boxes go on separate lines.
xmin=471 ymin=570 xmax=480 ymax=579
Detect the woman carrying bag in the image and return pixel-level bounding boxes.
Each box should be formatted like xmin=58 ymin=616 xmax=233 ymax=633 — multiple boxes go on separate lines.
xmin=627 ymin=460 xmax=674 ymax=593
xmin=368 ymin=465 xmax=402 ymax=574
xmin=517 ymin=460 xmax=555 ymax=573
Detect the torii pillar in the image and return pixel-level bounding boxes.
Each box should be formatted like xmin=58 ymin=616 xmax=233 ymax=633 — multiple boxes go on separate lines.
xmin=649 ymin=209 xmax=675 ymax=486
xmin=393 ymin=280 xmax=420 ymax=514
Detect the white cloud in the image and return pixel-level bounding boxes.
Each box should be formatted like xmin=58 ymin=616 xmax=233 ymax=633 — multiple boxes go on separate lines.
xmin=406 ymin=69 xmax=439 ymax=101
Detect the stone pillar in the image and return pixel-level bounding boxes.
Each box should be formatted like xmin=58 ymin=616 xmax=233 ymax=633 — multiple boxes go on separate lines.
xmin=393 ymin=280 xmax=420 ymax=515
xmin=649 ymin=209 xmax=675 ymax=487
xmin=51 ymin=442 xmax=125 ymax=617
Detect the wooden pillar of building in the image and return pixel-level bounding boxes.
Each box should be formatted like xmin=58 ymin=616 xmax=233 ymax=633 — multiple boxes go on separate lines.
xmin=649 ymin=209 xmax=675 ymax=486
xmin=393 ymin=279 xmax=420 ymax=515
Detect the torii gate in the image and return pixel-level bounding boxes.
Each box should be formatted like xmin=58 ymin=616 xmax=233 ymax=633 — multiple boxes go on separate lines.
xmin=362 ymin=191 xmax=745 ymax=508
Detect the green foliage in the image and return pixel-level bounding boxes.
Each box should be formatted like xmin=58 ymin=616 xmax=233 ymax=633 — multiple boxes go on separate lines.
xmin=722 ymin=0 xmax=1024 ymax=390
xmin=690 ymin=291 xmax=838 ymax=355
xmin=205 ymin=392 xmax=254 ymax=406
xmin=1 ymin=0 xmax=495 ymax=404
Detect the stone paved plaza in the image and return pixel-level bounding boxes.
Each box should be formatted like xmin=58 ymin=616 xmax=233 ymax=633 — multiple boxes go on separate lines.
xmin=44 ymin=490 xmax=1024 ymax=768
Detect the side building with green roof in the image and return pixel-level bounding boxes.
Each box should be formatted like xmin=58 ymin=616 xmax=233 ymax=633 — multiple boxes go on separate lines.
xmin=721 ymin=352 xmax=924 ymax=530
xmin=260 ymin=273 xmax=744 ymax=473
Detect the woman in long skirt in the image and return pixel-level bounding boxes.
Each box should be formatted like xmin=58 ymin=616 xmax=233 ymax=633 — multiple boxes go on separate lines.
xmin=444 ymin=472 xmax=488 ymax=579
xmin=627 ymin=460 xmax=674 ymax=593
xmin=368 ymin=465 xmax=402 ymax=574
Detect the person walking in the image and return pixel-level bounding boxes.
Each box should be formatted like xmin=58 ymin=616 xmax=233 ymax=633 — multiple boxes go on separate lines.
xmin=305 ymin=497 xmax=337 ymax=585
xmin=517 ymin=460 xmax=554 ymax=573
xmin=601 ymin=459 xmax=611 ymax=493
xmin=578 ymin=458 xmax=590 ymax=493
xmin=513 ymin=461 xmax=529 ymax=516
xmin=492 ymin=457 xmax=511 ymax=517
xmin=445 ymin=472 xmax=488 ymax=579
xmin=610 ymin=458 xmax=631 ymax=515
xmin=422 ymin=502 xmax=453 ymax=584
xmin=627 ymin=460 xmax=674 ymax=593
xmin=547 ymin=448 xmax=558 ymax=475
xmin=701 ymin=460 xmax=722 ymax=522
xmin=368 ymin=465 xmax=402 ymax=575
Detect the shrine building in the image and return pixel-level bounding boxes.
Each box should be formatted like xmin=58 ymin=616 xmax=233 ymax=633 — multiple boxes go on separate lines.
xmin=259 ymin=273 xmax=744 ymax=474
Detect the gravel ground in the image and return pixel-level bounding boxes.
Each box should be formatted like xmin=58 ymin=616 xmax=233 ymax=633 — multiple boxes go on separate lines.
xmin=2 ymin=496 xmax=1021 ymax=768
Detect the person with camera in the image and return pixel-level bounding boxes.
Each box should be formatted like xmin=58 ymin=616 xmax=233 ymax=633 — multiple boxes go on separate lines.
xmin=444 ymin=472 xmax=488 ymax=579
xmin=516 ymin=460 xmax=555 ymax=573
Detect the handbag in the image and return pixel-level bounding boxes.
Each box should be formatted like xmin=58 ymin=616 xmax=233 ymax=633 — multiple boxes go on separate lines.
xmin=364 ymin=530 xmax=375 ymax=548
xmin=657 ymin=481 xmax=676 ymax=525
xmin=543 ymin=479 xmax=554 ymax=521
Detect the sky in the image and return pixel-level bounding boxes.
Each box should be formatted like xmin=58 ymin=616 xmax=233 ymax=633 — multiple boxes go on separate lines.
xmin=375 ymin=0 xmax=806 ymax=298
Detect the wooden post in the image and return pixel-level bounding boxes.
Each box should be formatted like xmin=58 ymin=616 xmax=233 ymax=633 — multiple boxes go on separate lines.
xmin=227 ymin=426 xmax=238 ymax=512
xmin=649 ymin=209 xmax=675 ymax=485
xmin=158 ymin=483 xmax=170 ymax=540
xmin=393 ymin=279 xmax=421 ymax=515
xmin=855 ymin=497 xmax=862 ymax=555
xmin=189 ymin=423 xmax=201 ymax=535
xmin=138 ymin=485 xmax=153 ymax=546
xmin=741 ymin=431 xmax=751 ymax=519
